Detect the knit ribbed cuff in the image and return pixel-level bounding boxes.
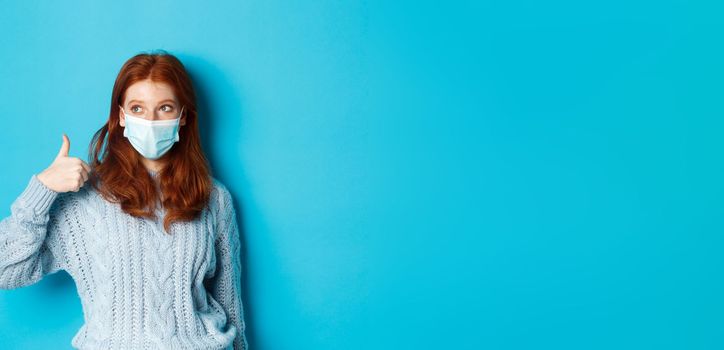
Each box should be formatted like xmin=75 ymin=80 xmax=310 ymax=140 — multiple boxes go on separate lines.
xmin=18 ymin=174 xmax=60 ymax=215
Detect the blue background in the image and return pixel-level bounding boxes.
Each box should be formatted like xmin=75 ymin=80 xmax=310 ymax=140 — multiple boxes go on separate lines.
xmin=0 ymin=0 xmax=722 ymax=349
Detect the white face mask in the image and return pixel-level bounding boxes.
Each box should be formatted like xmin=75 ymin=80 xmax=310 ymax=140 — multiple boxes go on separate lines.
xmin=120 ymin=105 xmax=184 ymax=160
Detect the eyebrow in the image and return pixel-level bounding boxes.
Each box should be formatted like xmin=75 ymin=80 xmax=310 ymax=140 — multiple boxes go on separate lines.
xmin=127 ymin=99 xmax=177 ymax=105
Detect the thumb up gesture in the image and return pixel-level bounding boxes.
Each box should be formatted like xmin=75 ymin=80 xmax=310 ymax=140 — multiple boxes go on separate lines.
xmin=37 ymin=133 xmax=92 ymax=193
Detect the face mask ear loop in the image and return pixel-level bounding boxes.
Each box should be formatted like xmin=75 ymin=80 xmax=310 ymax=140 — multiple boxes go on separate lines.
xmin=119 ymin=105 xmax=126 ymax=127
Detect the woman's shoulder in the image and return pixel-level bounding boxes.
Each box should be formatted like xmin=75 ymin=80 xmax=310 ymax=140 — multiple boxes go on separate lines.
xmin=207 ymin=177 xmax=239 ymax=239
xmin=208 ymin=176 xmax=239 ymax=229
xmin=209 ymin=176 xmax=234 ymax=209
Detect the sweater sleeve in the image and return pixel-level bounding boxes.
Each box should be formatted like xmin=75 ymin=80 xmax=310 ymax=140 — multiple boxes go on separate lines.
xmin=207 ymin=185 xmax=249 ymax=350
xmin=0 ymin=174 xmax=70 ymax=289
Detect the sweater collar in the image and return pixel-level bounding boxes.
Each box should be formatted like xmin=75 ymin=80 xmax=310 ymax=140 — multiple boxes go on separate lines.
xmin=147 ymin=168 xmax=160 ymax=178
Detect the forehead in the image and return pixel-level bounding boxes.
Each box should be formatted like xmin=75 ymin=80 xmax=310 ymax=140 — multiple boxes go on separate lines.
xmin=123 ymin=79 xmax=177 ymax=103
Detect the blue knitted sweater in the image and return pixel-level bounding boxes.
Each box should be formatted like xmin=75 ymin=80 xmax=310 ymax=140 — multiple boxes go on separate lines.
xmin=0 ymin=169 xmax=249 ymax=350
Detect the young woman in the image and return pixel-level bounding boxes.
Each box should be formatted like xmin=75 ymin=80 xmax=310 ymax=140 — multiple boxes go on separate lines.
xmin=0 ymin=50 xmax=249 ymax=350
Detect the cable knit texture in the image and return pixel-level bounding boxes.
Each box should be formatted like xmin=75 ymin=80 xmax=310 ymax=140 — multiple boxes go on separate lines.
xmin=0 ymin=169 xmax=249 ymax=350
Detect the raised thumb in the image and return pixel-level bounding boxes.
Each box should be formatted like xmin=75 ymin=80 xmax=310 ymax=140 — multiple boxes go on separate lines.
xmin=57 ymin=133 xmax=70 ymax=158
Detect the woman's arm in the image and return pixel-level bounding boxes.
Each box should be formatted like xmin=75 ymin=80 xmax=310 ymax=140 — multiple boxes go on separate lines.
xmin=0 ymin=134 xmax=90 ymax=289
xmin=0 ymin=174 xmax=71 ymax=289
xmin=207 ymin=185 xmax=249 ymax=350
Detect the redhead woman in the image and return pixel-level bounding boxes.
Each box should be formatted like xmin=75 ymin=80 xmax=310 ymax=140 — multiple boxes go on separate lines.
xmin=0 ymin=50 xmax=249 ymax=350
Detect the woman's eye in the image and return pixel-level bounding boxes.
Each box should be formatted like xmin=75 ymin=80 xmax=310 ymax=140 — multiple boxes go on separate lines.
xmin=131 ymin=106 xmax=142 ymax=113
xmin=161 ymin=105 xmax=173 ymax=112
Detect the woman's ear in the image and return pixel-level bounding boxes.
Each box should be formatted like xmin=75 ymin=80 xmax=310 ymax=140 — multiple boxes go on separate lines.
xmin=118 ymin=105 xmax=126 ymax=127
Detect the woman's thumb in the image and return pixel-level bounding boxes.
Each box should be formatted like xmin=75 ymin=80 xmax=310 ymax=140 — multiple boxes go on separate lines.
xmin=57 ymin=133 xmax=70 ymax=158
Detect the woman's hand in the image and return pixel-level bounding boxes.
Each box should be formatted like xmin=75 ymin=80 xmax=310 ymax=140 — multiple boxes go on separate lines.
xmin=36 ymin=134 xmax=92 ymax=193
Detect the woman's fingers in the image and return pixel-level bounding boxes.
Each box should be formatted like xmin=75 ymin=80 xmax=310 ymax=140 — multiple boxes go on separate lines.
xmin=80 ymin=167 xmax=89 ymax=182
xmin=80 ymin=160 xmax=92 ymax=174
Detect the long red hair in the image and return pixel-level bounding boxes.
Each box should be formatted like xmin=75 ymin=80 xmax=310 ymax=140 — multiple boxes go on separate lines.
xmin=87 ymin=50 xmax=213 ymax=234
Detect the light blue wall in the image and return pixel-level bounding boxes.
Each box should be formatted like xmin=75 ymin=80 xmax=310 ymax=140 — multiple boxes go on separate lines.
xmin=1 ymin=0 xmax=722 ymax=349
